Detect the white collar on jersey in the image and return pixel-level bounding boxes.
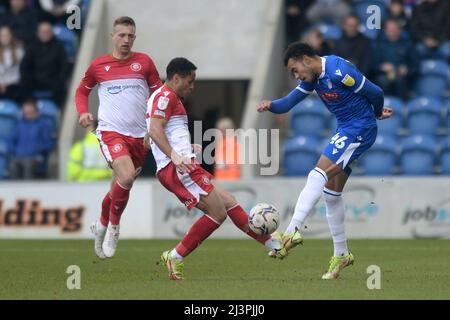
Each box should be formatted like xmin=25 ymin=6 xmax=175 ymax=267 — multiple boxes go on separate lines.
xmin=318 ymin=56 xmax=326 ymax=79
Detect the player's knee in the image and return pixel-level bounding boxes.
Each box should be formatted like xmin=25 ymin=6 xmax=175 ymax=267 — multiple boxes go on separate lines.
xmin=222 ymin=193 xmax=237 ymax=209
xmin=308 ymin=167 xmax=328 ymax=183
xmin=323 ymin=190 xmax=342 ymax=205
xmin=117 ymin=173 xmax=135 ymax=189
xmin=208 ymin=208 xmax=227 ymax=224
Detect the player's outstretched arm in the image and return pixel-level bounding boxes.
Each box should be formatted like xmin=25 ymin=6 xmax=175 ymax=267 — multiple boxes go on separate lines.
xmin=257 ymin=87 xmax=307 ymax=114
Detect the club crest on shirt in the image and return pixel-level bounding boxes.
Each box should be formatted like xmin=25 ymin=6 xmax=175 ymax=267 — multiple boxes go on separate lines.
xmin=327 ymin=79 xmax=333 ymax=89
xmin=341 ymin=74 xmax=355 ymax=87
xmin=157 ymin=96 xmax=169 ymax=110
xmin=131 ymin=62 xmax=142 ymax=72
xmin=112 ymin=144 xmax=123 ymax=153
xmin=202 ymin=175 xmax=211 ymax=185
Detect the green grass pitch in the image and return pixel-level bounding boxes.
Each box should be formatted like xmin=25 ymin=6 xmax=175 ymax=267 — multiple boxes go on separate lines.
xmin=0 ymin=239 xmax=449 ymax=299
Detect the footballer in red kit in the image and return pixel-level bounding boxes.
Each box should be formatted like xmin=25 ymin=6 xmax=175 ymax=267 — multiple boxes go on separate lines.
xmin=145 ymin=57 xmax=284 ymax=280
xmin=75 ymin=16 xmax=162 ymax=259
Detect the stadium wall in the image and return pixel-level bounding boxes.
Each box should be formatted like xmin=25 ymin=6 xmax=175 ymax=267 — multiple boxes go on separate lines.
xmin=59 ymin=0 xmax=284 ymax=180
xmin=1 ymin=178 xmax=450 ymax=239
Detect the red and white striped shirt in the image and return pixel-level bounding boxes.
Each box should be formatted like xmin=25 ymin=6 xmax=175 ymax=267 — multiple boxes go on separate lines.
xmin=75 ymin=52 xmax=162 ymax=138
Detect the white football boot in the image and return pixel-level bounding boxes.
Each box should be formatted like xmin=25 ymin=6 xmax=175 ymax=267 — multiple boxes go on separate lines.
xmin=90 ymin=221 xmax=107 ymax=259
xmin=102 ymin=224 xmax=120 ymax=258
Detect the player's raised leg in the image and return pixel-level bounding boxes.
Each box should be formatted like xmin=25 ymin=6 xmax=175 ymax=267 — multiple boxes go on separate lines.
xmin=281 ymin=155 xmax=342 ymax=256
xmin=214 ymin=183 xmax=284 ymax=253
xmin=212 ymin=183 xmax=285 ymax=256
xmin=102 ymin=155 xmax=136 ymax=258
xmin=322 ymin=171 xmax=354 ymax=279
xmin=161 ymin=188 xmax=226 ymax=280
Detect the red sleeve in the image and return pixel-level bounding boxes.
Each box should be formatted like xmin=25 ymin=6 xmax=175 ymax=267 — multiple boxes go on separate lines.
xmin=151 ymin=92 xmax=175 ymax=121
xmin=146 ymin=56 xmax=162 ymax=92
xmin=75 ymin=63 xmax=97 ymax=116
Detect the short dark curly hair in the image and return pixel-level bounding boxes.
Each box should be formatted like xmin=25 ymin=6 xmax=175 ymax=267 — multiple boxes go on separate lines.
xmin=166 ymin=57 xmax=197 ymax=80
xmin=283 ymin=42 xmax=316 ymax=66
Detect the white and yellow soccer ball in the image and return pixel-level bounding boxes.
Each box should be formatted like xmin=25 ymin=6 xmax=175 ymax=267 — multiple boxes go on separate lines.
xmin=248 ymin=203 xmax=280 ymax=235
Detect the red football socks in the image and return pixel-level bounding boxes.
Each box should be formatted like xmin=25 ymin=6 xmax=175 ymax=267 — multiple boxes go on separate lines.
xmin=227 ymin=204 xmax=271 ymax=244
xmin=175 ymin=214 xmax=220 ymax=257
xmin=100 ymin=192 xmax=112 ymax=227
xmin=109 ymin=182 xmax=130 ymax=226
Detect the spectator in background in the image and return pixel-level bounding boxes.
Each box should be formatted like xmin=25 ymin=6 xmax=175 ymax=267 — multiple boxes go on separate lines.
xmin=387 ymin=0 xmax=410 ymax=32
xmin=20 ymin=21 xmax=67 ymax=105
xmin=214 ymin=117 xmax=241 ymax=181
xmin=39 ymin=0 xmax=80 ymax=24
xmin=333 ymin=15 xmax=372 ymax=76
xmin=304 ymin=29 xmax=331 ymax=56
xmin=0 ymin=0 xmax=40 ymax=43
xmin=411 ymin=0 xmax=450 ymax=60
xmin=285 ymin=0 xmax=314 ymax=44
xmin=373 ymin=19 xmax=417 ymax=99
xmin=67 ymin=119 xmax=112 ymax=182
xmin=9 ymin=98 xmax=53 ymax=180
xmin=0 ymin=25 xmax=24 ymax=101
xmin=306 ymin=0 xmax=351 ymax=26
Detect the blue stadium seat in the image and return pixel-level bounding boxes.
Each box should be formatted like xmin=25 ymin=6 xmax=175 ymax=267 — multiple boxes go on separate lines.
xmin=406 ymin=97 xmax=442 ymax=135
xmin=316 ymin=24 xmax=342 ymax=41
xmin=419 ymin=59 xmax=449 ymax=77
xmin=37 ymin=99 xmax=60 ymax=132
xmin=291 ymin=98 xmax=328 ymax=137
xmin=438 ymin=41 xmax=450 ymax=61
xmin=439 ymin=137 xmax=450 ymax=174
xmin=53 ymin=24 xmax=78 ymax=62
xmin=359 ymin=135 xmax=397 ymax=175
xmin=415 ymin=60 xmax=449 ymax=97
xmin=0 ymin=139 xmax=9 ymax=180
xmin=377 ymin=96 xmax=404 ymax=135
xmin=0 ymin=100 xmax=20 ymax=141
xmin=283 ymin=136 xmax=320 ymax=176
xmin=400 ymin=135 xmax=436 ymax=175
xmin=33 ymin=90 xmax=54 ymax=100
xmin=445 ymin=99 xmax=450 ymax=131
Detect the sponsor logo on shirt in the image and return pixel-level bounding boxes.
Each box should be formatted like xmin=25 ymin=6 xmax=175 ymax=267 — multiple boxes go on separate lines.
xmin=107 ymin=84 xmax=142 ymax=94
xmin=154 ymin=110 xmax=166 ymax=117
xmin=318 ymin=89 xmax=340 ymax=102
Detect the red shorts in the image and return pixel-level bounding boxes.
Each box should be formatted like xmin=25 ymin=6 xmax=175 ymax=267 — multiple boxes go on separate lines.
xmin=157 ymin=162 xmax=214 ymax=210
xmin=96 ymin=130 xmax=147 ymax=172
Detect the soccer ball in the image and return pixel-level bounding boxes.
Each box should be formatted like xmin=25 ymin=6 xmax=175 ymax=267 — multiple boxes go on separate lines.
xmin=248 ymin=203 xmax=280 ymax=235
